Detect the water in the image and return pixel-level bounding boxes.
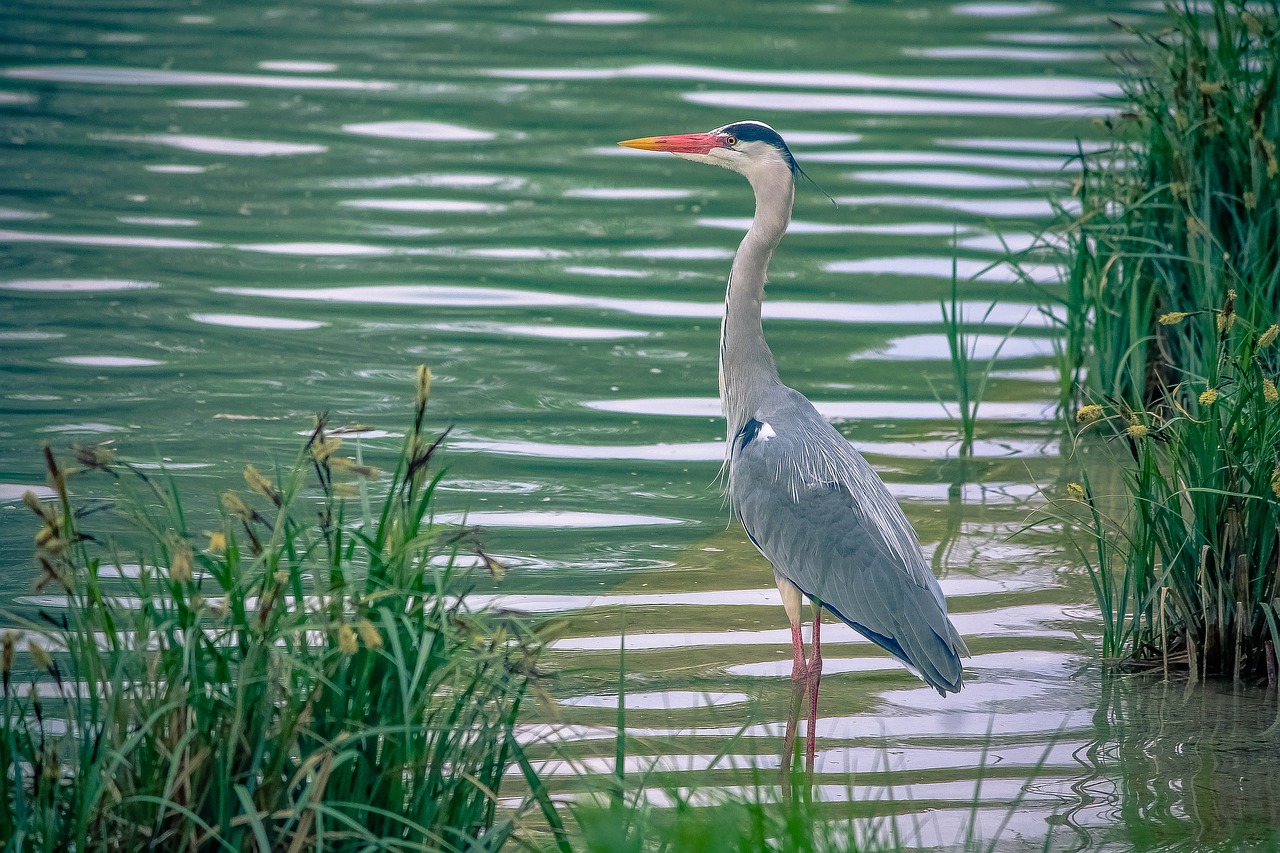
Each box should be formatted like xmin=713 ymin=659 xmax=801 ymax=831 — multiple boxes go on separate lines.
xmin=2 ymin=1 xmax=1277 ymax=849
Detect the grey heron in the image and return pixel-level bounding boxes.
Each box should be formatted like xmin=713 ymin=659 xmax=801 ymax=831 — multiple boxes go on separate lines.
xmin=619 ymin=121 xmax=968 ymax=770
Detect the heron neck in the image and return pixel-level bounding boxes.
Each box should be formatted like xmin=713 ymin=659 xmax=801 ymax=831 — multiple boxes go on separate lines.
xmin=720 ymin=170 xmax=793 ymax=439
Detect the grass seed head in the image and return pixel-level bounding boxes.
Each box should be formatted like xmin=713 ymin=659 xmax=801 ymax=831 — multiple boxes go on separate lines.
xmin=1067 ymin=482 xmax=1086 ymax=500
xmin=415 ymin=364 xmax=432 ymax=410
xmin=207 ymin=531 xmax=226 ymax=555
xmin=27 ymin=640 xmax=53 ymax=673
xmin=21 ymin=490 xmax=53 ymax=523
xmin=1159 ymin=311 xmax=1190 ymax=325
xmin=169 ymin=541 xmax=193 ymax=583
xmin=1244 ymin=191 xmax=1258 ymax=210
xmin=1272 ymin=467 xmax=1280 ymax=499
xmin=220 ymin=491 xmax=254 ymax=521
xmin=1199 ymin=388 xmax=1219 ymax=406
xmin=310 ymin=435 xmax=343 ymax=462
xmin=1076 ymin=404 xmax=1105 ymax=423
xmin=1126 ymin=423 xmax=1150 ymax=439
xmin=2 ymin=631 xmax=16 ymax=687
xmin=1265 ymin=379 xmax=1278 ymax=404
xmin=356 ymin=618 xmax=382 ymax=650
xmin=337 ymin=624 xmax=359 ymax=656
xmin=1260 ymin=324 xmax=1279 ymax=348
xmin=243 ymin=464 xmax=279 ymax=504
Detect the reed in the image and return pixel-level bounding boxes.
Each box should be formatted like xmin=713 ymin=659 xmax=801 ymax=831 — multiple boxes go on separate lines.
xmin=1050 ymin=0 xmax=1280 ymax=680
xmin=1 ymin=366 xmax=548 ymax=852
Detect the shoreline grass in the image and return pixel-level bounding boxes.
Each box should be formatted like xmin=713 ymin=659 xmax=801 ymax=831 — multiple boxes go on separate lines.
xmin=2 ymin=366 xmax=548 ymax=851
xmin=1046 ymin=0 xmax=1280 ymax=681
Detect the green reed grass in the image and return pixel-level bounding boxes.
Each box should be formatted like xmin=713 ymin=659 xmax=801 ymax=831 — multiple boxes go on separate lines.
xmin=1047 ymin=1 xmax=1280 ymax=680
xmin=1 ymin=366 xmax=550 ymax=852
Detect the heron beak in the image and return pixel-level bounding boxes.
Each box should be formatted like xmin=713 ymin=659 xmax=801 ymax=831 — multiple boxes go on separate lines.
xmin=618 ymin=132 xmax=723 ymax=155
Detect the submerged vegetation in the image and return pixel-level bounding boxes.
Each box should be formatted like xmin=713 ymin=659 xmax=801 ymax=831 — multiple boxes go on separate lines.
xmin=1050 ymin=0 xmax=1280 ymax=679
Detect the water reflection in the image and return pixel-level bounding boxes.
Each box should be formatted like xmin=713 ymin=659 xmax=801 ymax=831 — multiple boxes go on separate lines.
xmin=1070 ymin=677 xmax=1280 ymax=850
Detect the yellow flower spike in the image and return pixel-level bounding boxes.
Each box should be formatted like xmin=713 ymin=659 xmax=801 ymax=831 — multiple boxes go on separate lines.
xmin=27 ymin=640 xmax=53 ymax=673
xmin=273 ymin=569 xmax=289 ymax=586
xmin=1158 ymin=312 xmax=1189 ymax=326
xmin=169 ymin=541 xmax=193 ymax=583
xmin=1125 ymin=423 xmax=1150 ymax=439
xmin=415 ymin=364 xmax=432 ymax=410
xmin=1198 ymin=81 xmax=1223 ymax=96
xmin=1260 ymin=325 xmax=1279 ymax=348
xmin=1265 ymin=379 xmax=1278 ymax=404
xmin=1066 ymin=482 xmax=1085 ymax=501
xmin=1217 ymin=313 xmax=1236 ymax=334
xmin=1199 ymin=388 xmax=1219 ymax=406
xmin=1075 ymin=404 xmax=1104 ymax=423
xmin=356 ymin=618 xmax=382 ymax=650
xmin=337 ymin=624 xmax=359 ymax=656
xmin=207 ymin=532 xmax=227 ymax=555
xmin=1244 ymin=191 xmax=1258 ymax=211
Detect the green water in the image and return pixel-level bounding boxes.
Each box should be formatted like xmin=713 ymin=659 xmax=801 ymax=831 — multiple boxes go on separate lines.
xmin=1 ymin=1 xmax=1278 ymax=849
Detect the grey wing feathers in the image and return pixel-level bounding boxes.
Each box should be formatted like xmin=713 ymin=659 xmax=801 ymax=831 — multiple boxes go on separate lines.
xmin=730 ymin=387 xmax=968 ymax=695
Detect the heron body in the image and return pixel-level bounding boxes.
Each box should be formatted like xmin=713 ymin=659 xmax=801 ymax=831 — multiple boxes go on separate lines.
xmin=619 ymin=121 xmax=967 ymax=766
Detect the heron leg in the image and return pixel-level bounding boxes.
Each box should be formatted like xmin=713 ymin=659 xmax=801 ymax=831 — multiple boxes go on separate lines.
xmin=782 ymin=620 xmax=808 ymax=790
xmin=805 ymin=604 xmax=823 ymax=775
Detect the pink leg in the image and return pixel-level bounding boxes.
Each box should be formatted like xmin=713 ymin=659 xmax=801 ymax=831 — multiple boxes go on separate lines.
xmin=806 ymin=607 xmax=823 ymax=774
xmin=782 ymin=621 xmax=808 ymax=783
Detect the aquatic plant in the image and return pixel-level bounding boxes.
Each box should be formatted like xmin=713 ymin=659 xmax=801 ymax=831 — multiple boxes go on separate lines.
xmin=0 ymin=366 xmax=548 ymax=852
xmin=1046 ymin=0 xmax=1280 ymax=680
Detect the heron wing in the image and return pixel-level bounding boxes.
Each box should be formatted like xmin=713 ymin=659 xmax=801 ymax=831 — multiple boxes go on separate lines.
xmin=729 ymin=387 xmax=967 ymax=694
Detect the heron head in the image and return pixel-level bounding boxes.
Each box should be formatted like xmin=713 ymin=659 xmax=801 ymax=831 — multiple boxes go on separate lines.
xmin=618 ymin=120 xmax=798 ymax=182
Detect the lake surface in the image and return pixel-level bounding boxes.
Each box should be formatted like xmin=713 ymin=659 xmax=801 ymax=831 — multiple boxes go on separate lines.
xmin=2 ymin=1 xmax=1277 ymax=849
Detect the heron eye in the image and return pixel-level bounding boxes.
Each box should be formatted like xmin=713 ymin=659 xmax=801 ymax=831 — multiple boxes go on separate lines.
xmin=724 ymin=135 xmax=737 ymax=146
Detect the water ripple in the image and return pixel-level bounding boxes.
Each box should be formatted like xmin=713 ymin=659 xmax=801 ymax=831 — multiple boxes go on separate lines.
xmin=583 ymin=397 xmax=1053 ymax=421
xmin=105 ymin=133 xmax=326 ymax=156
xmin=488 ymin=62 xmax=1117 ymax=99
xmin=5 ymin=65 xmax=393 ymax=90
xmin=1 ymin=278 xmax=159 ymax=292
xmin=215 ymin=284 xmax=1058 ymax=327
xmin=683 ymin=91 xmax=1110 ymax=117
xmin=342 ymin=121 xmax=494 ymax=142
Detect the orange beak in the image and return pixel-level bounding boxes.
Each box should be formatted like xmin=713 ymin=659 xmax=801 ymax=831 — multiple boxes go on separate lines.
xmin=618 ymin=132 xmax=724 ymax=154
